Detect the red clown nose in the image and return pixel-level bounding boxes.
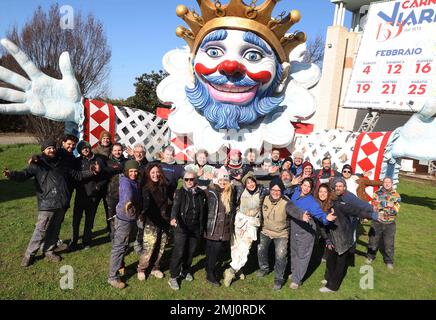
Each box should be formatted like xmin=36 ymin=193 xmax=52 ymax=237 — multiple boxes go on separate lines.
xmin=217 ymin=60 xmax=246 ymax=77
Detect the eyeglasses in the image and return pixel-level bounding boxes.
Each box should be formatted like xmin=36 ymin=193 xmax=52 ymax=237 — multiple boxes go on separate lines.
xmin=184 ymin=178 xmax=195 ymax=182
xmin=342 ymin=170 xmax=351 ymax=173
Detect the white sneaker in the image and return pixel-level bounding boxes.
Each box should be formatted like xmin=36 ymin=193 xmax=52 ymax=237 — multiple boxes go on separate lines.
xmin=137 ymin=272 xmax=146 ymax=281
xmin=386 ymin=263 xmax=394 ymax=270
xmin=319 ymin=286 xmax=334 ymax=293
xmin=321 ymin=279 xmax=327 ymax=285
xmin=289 ymin=282 xmax=299 ymax=290
xmin=151 ymin=269 xmax=164 ymax=279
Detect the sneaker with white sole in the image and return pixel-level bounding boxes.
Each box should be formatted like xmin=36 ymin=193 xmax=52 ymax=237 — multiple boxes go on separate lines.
xmin=289 ymin=282 xmax=299 ymax=290
xmin=108 ymin=279 xmax=126 ymax=289
xmin=319 ymin=286 xmax=334 ymax=293
xmin=151 ymin=269 xmax=164 ymax=279
xmin=137 ymin=272 xmax=146 ymax=281
xmin=183 ymin=273 xmax=194 ymax=282
xmin=321 ymin=279 xmax=327 ymax=285
xmin=386 ymin=263 xmax=394 ymax=270
xmin=168 ymin=278 xmax=180 ymax=290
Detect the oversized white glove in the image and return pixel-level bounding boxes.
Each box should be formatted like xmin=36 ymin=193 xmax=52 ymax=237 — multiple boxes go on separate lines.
xmin=391 ymin=97 xmax=436 ymax=161
xmin=0 ymin=39 xmax=83 ymax=123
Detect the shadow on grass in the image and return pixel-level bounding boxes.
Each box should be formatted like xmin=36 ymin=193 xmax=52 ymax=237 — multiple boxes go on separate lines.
xmin=401 ymin=194 xmax=436 ymax=210
xmin=0 ymin=180 xmax=35 ymax=203
xmin=58 ymin=228 xmax=111 ymax=254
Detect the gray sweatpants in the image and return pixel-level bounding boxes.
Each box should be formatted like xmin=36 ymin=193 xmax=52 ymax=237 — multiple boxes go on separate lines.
xmin=108 ymin=217 xmax=136 ymax=281
xmin=25 ymin=209 xmax=64 ymax=258
xmin=367 ymin=221 xmax=396 ymax=264
xmin=290 ymin=230 xmax=315 ymax=285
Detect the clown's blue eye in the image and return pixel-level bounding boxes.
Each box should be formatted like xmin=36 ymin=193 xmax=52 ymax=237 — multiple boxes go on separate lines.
xmin=206 ymin=47 xmax=224 ymax=58
xmin=244 ymin=51 xmax=262 ymax=62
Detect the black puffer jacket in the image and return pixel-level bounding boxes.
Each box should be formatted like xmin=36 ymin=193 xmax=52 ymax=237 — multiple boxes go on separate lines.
xmin=171 ymin=186 xmax=207 ymax=234
xmin=8 ymin=154 xmax=93 ymax=211
xmin=75 ymin=153 xmax=108 ymax=197
xmin=323 ymin=197 xmax=377 ymax=255
xmin=205 ymin=185 xmax=236 ymax=241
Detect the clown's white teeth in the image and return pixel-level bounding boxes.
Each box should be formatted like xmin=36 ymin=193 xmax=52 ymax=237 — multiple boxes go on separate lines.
xmin=210 ymin=83 xmax=256 ymax=93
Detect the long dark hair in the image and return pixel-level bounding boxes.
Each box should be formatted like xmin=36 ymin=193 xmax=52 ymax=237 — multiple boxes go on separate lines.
xmin=145 ymin=163 xmax=166 ymax=193
xmin=315 ymin=183 xmax=336 ymax=212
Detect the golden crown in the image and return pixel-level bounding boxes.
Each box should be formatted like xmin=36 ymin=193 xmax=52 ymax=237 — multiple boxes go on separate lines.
xmin=175 ymin=0 xmax=306 ymax=63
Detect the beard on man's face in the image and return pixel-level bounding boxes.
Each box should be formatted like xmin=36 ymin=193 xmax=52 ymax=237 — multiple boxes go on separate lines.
xmin=186 ymin=65 xmax=284 ymax=130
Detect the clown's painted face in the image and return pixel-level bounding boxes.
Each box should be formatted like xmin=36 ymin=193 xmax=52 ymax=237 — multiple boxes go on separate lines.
xmin=186 ymin=29 xmax=284 ymax=130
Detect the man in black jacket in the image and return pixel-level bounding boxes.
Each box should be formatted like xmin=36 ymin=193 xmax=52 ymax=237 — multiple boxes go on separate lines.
xmin=168 ymin=170 xmax=207 ymax=290
xmin=3 ymin=139 xmax=98 ymax=266
xmin=105 ymin=143 xmax=126 ymax=239
xmin=28 ymin=134 xmax=80 ymax=250
xmin=69 ymin=141 xmax=107 ymax=250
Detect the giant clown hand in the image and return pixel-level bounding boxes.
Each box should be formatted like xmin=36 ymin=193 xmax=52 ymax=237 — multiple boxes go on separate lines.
xmin=0 ymin=39 xmax=82 ymax=123
xmin=391 ymin=97 xmax=436 ymax=161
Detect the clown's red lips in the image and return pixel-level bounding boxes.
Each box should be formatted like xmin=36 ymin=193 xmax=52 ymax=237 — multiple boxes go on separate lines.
xmin=207 ymin=82 xmax=258 ymax=104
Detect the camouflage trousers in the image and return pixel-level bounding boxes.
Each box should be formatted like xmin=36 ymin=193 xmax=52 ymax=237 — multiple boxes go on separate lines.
xmin=137 ymin=224 xmax=169 ymax=272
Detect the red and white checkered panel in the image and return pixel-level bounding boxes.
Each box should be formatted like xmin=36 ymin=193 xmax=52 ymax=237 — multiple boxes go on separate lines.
xmin=351 ymin=131 xmax=392 ymax=199
xmin=83 ymin=99 xmax=115 ymax=148
xmin=170 ymin=132 xmax=195 ymax=162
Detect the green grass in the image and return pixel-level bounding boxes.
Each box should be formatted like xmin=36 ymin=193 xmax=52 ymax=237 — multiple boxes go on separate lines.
xmin=0 ymin=144 xmax=435 ymax=300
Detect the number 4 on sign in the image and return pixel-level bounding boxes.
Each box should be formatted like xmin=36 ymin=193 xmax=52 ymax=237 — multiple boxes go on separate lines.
xmin=363 ymin=66 xmax=371 ymax=75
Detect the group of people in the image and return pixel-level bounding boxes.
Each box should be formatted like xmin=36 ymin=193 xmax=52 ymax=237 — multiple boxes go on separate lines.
xmin=3 ymin=132 xmax=401 ymax=293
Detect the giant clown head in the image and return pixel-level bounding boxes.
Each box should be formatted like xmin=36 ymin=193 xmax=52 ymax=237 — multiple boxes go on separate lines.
xmin=158 ymin=0 xmax=318 ymax=155
xmin=187 ymin=29 xmax=284 ymax=130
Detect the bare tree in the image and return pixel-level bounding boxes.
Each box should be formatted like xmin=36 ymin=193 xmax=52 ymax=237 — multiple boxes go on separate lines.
xmin=303 ymin=35 xmax=325 ymax=68
xmin=0 ymin=3 xmax=111 ymax=142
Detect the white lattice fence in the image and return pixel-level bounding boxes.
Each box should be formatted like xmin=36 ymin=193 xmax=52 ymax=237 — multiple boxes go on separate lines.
xmin=292 ymin=129 xmax=360 ymax=171
xmin=114 ymin=106 xmax=170 ymax=161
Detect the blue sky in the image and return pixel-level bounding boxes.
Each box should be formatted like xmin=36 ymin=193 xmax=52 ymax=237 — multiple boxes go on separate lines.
xmin=0 ymin=0 xmax=351 ymax=98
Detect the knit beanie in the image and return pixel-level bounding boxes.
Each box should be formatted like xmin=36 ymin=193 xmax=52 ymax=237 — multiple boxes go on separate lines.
xmin=215 ymin=166 xmax=230 ymax=181
xmin=99 ymin=130 xmax=112 ymax=142
xmin=342 ymin=164 xmax=353 ymax=173
xmin=332 ymin=177 xmax=347 ymax=189
xmin=269 ymin=177 xmax=285 ymax=193
xmin=40 ymin=139 xmax=57 ymax=151
xmin=77 ymin=141 xmax=92 ymax=154
xmin=124 ymin=160 xmax=139 ymax=176
xmin=302 ymin=161 xmax=313 ymax=171
xmin=242 ymin=171 xmax=256 ymax=185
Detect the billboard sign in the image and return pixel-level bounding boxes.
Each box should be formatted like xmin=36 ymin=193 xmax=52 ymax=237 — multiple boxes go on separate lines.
xmin=344 ymin=0 xmax=436 ymax=112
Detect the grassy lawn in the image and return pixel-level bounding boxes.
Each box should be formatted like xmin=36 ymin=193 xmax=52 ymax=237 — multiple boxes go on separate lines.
xmin=0 ymin=144 xmax=435 ymax=300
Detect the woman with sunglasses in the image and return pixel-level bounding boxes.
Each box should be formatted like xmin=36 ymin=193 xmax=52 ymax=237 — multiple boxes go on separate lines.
xmin=204 ymin=167 xmax=236 ymax=286
xmin=185 ymin=149 xmax=215 ymax=190
xmin=137 ymin=164 xmax=170 ymax=281
xmin=168 ymin=171 xmax=207 ymax=290
xmin=341 ymin=164 xmax=359 ymax=196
